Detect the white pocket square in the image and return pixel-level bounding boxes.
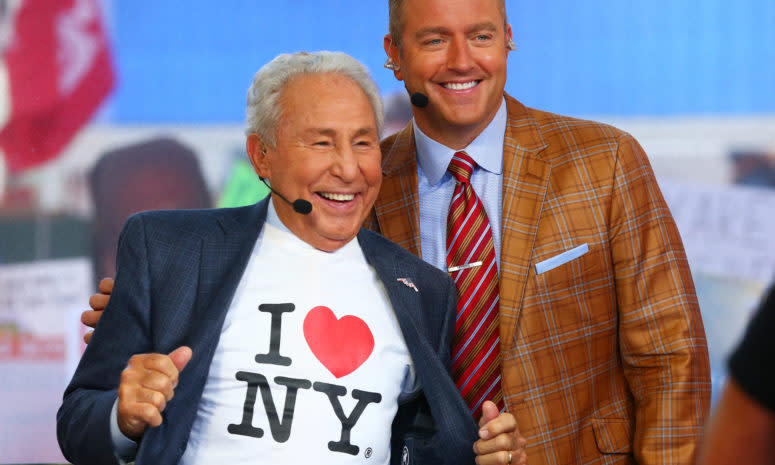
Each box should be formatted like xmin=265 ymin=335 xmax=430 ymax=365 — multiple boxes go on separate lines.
xmin=534 ymin=243 xmax=589 ymax=274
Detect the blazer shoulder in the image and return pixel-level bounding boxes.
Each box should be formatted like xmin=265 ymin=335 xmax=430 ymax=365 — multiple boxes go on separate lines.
xmin=127 ymin=201 xmax=265 ymax=237
xmin=532 ymin=108 xmax=626 ymax=137
xmin=380 ymin=123 xmax=417 ymax=173
xmin=507 ymin=96 xmax=638 ymax=164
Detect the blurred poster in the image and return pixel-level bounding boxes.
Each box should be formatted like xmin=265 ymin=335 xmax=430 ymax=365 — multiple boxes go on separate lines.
xmin=0 ymin=0 xmax=114 ymax=173
xmin=659 ymin=178 xmax=775 ymax=401
xmin=660 ymin=178 xmax=775 ymax=284
xmin=0 ymin=257 xmax=91 ymax=463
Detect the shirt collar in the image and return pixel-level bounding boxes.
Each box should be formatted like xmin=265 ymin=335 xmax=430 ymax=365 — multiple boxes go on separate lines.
xmin=266 ymin=198 xmax=285 ymax=230
xmin=414 ymin=97 xmax=507 ymax=186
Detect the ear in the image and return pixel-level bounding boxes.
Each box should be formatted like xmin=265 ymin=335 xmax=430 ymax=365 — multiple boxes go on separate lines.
xmin=383 ymin=33 xmax=403 ymax=81
xmin=246 ymin=133 xmax=270 ymax=179
xmin=505 ymin=23 xmax=515 ymax=53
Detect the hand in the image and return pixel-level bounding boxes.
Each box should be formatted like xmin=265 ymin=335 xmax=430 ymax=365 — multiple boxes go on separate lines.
xmin=116 ymin=346 xmax=192 ymax=441
xmin=81 ymin=277 xmax=114 ymax=343
xmin=474 ymin=400 xmax=527 ymax=465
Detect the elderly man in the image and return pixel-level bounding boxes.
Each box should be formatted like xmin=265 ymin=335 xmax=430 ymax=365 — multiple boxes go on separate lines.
xmin=85 ymin=1 xmax=712 ymax=463
xmin=58 ymin=51 xmax=522 ymax=465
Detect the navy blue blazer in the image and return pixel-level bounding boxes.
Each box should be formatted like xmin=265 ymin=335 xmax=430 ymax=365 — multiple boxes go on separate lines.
xmin=57 ymin=199 xmax=478 ymax=465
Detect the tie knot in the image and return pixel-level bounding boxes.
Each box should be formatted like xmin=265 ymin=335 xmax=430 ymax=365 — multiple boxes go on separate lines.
xmin=448 ymin=151 xmax=476 ymax=183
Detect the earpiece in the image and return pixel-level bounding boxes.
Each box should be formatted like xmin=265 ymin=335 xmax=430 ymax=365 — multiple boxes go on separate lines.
xmin=383 ymin=57 xmax=399 ymax=71
xmin=384 ymin=36 xmax=400 ymax=71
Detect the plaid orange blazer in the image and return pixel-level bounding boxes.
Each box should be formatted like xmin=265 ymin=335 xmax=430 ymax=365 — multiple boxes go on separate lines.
xmin=365 ymin=95 xmax=711 ymax=465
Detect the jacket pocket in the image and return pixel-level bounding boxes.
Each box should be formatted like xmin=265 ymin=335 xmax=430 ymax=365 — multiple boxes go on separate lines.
xmin=591 ymin=417 xmax=633 ymax=454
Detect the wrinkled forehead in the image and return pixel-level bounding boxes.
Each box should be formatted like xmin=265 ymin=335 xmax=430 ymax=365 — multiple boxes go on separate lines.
xmin=275 ymin=73 xmax=379 ymax=132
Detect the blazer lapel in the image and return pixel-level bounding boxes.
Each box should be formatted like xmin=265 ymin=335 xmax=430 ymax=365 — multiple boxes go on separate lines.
xmin=357 ymin=229 xmax=424 ymax=348
xmin=498 ymin=96 xmax=551 ymax=346
xmin=357 ymin=230 xmax=479 ymax=456
xmin=374 ymin=124 xmax=422 ymax=258
xmin=186 ymin=201 xmax=269 ymax=376
xmin=138 ymin=200 xmax=270 ymax=463
xmin=374 ymin=98 xmax=552 ymax=347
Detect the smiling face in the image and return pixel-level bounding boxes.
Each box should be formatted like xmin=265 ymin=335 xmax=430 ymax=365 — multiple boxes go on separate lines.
xmin=247 ymin=73 xmax=382 ymax=252
xmin=385 ymin=0 xmax=512 ymax=149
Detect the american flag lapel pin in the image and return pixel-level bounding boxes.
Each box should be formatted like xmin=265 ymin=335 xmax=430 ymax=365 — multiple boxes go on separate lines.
xmin=397 ymin=278 xmax=419 ymax=292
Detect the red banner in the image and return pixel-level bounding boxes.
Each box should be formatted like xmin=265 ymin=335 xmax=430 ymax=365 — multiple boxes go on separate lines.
xmin=0 ymin=0 xmax=115 ymax=173
xmin=0 ymin=333 xmax=65 ymax=361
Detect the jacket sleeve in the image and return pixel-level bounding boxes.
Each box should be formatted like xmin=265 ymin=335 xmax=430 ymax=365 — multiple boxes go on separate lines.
xmin=57 ymin=214 xmax=153 ymax=465
xmin=609 ymin=133 xmax=711 ymax=464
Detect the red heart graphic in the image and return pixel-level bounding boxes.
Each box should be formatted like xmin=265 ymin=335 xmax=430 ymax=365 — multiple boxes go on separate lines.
xmin=303 ymin=306 xmax=374 ymax=378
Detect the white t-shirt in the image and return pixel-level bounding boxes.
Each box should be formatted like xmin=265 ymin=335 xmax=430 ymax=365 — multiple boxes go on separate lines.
xmin=179 ymin=202 xmax=414 ymax=464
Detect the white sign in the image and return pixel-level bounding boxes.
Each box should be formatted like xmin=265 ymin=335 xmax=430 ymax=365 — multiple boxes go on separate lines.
xmin=0 ymin=257 xmax=92 ymax=334
xmin=0 ymin=257 xmax=92 ymax=463
xmin=659 ymin=178 xmax=775 ymax=283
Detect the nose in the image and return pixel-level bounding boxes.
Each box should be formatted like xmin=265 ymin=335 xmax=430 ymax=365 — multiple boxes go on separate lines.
xmin=331 ymin=146 xmax=359 ymax=181
xmin=447 ymin=36 xmax=474 ymax=72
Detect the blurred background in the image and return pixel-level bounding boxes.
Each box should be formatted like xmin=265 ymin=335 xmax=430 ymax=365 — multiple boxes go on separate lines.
xmin=1 ymin=0 xmax=774 ymax=462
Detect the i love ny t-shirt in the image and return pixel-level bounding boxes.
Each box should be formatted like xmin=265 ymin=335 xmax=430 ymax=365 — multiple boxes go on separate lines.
xmin=180 ymin=202 xmax=414 ymax=464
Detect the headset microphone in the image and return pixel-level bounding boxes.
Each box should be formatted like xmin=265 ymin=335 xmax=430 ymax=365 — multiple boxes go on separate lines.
xmin=260 ymin=178 xmax=313 ymax=215
xmin=410 ymin=92 xmax=429 ymax=108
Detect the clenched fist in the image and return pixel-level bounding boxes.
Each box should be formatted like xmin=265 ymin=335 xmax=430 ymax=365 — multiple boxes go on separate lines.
xmin=117 ymin=346 xmax=192 ymax=440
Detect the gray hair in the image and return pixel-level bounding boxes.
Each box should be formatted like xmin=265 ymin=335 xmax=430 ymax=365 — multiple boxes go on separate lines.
xmin=245 ymin=51 xmax=384 ymax=146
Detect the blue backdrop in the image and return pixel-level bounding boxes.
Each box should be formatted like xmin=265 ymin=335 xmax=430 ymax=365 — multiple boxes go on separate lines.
xmin=106 ymin=0 xmax=775 ymax=123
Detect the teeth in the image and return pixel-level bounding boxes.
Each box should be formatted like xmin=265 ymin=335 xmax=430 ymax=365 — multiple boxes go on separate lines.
xmin=320 ymin=192 xmax=354 ymax=201
xmin=443 ymin=81 xmax=477 ymax=90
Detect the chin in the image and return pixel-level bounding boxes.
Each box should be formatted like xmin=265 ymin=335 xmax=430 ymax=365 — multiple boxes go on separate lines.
xmin=320 ymin=229 xmax=359 ymax=244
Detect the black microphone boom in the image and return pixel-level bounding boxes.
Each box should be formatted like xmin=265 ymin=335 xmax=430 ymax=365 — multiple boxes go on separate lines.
xmin=260 ymin=178 xmax=312 ymax=215
xmin=410 ymin=92 xmax=429 ymax=108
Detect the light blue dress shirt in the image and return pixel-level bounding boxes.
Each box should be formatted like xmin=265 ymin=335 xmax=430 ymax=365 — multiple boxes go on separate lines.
xmin=415 ymin=98 xmax=507 ymax=272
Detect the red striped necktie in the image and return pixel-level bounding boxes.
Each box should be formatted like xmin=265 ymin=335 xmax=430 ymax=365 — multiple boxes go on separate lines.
xmin=446 ymin=151 xmax=503 ymax=418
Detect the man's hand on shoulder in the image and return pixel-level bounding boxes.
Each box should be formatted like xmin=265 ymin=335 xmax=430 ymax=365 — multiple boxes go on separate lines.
xmin=474 ymin=400 xmax=527 ymax=465
xmin=117 ymin=346 xmax=192 ymax=441
xmin=81 ymin=277 xmax=114 ymax=343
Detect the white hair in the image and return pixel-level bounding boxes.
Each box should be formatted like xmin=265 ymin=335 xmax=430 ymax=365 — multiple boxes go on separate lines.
xmin=245 ymin=51 xmax=384 ymax=146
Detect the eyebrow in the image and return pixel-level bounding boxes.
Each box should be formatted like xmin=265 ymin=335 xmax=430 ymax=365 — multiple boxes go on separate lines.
xmin=414 ymin=21 xmax=498 ymax=39
xmin=304 ymin=127 xmax=378 ymax=137
xmin=467 ymin=22 xmax=498 ymax=33
xmin=353 ymin=127 xmax=378 ymax=137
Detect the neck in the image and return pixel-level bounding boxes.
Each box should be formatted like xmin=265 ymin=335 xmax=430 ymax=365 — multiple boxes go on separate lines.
xmin=421 ymin=126 xmax=478 ymax=150
xmin=413 ymin=109 xmax=499 ymax=151
xmin=269 ymin=196 xmax=351 ymax=253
